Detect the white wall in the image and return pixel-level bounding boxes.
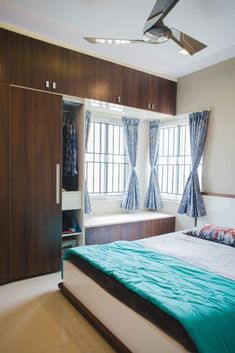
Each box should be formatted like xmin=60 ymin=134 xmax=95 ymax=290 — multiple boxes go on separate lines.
xmin=177 ymin=58 xmax=235 ymax=195
xmin=89 ymin=119 xmax=150 ymax=215
xmin=161 ymin=58 xmax=235 ymax=230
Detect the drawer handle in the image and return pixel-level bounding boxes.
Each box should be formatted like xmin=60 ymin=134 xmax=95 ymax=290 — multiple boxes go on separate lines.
xmin=152 ymin=103 xmax=155 ymax=110
xmin=45 ymin=80 xmax=50 ymax=88
xmin=56 ymin=164 xmax=60 ymax=205
xmin=147 ymin=102 xmax=151 ymax=109
xmin=117 ymin=96 xmax=121 ymax=104
xmin=52 ymin=82 xmax=57 ymax=90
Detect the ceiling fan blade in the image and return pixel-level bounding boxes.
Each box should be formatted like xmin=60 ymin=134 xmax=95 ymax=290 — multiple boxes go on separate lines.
xmin=170 ymin=29 xmax=207 ymax=55
xmin=84 ymin=37 xmax=145 ymax=44
xmin=143 ymin=0 xmax=179 ymax=33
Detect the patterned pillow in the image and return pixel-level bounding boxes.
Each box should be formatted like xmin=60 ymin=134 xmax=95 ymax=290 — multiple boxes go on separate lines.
xmin=184 ymin=224 xmax=235 ymax=247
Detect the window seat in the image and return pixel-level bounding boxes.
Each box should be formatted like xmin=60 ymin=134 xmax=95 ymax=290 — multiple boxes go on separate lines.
xmin=84 ymin=211 xmax=175 ymax=245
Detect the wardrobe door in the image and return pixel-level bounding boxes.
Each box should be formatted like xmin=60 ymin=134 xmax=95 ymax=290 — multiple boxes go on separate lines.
xmin=11 ymin=87 xmax=62 ymax=280
xmin=9 ymin=31 xmax=34 ymax=88
xmin=0 ymin=83 xmax=11 ymax=284
xmin=122 ymin=67 xmax=143 ymax=109
xmin=158 ymin=78 xmax=177 ymax=115
xmin=82 ymin=54 xmax=122 ymax=104
xmin=0 ymin=29 xmax=9 ymax=83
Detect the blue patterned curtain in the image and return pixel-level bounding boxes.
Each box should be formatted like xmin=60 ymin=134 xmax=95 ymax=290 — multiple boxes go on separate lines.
xmin=120 ymin=117 xmax=140 ymax=211
xmin=145 ymin=120 xmax=163 ymax=210
xmin=84 ymin=111 xmax=92 ymax=214
xmin=178 ymin=110 xmax=209 ymax=218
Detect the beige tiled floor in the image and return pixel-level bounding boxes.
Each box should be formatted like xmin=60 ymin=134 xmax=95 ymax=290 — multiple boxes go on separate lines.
xmin=0 ymin=273 xmax=116 ymax=353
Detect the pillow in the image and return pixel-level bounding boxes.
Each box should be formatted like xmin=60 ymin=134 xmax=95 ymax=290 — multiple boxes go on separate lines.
xmin=184 ymin=224 xmax=235 ymax=247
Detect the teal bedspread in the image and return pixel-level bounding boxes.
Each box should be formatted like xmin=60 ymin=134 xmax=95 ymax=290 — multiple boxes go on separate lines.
xmin=64 ymin=241 xmax=235 ymax=353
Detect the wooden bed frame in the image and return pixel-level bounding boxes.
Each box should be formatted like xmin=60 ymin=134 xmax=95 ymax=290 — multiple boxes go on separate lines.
xmin=59 ymin=282 xmax=131 ymax=353
xmin=59 ymin=259 xmax=191 ymax=353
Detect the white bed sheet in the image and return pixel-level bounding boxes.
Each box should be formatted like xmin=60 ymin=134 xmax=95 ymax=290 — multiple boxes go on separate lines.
xmin=137 ymin=231 xmax=235 ymax=281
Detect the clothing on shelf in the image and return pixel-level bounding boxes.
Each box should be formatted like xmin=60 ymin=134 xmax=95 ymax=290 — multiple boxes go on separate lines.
xmin=63 ymin=115 xmax=78 ymax=177
xmin=62 ymin=211 xmax=81 ymax=234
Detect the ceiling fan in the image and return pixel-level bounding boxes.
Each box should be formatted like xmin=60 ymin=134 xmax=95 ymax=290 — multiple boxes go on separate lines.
xmin=84 ymin=0 xmax=206 ymax=55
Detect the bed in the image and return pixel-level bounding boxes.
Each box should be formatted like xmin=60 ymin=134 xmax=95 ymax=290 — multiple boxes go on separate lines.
xmin=60 ymin=230 xmax=235 ymax=353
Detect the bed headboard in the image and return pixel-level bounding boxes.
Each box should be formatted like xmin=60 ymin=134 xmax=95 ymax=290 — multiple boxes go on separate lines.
xmin=198 ymin=193 xmax=235 ymax=228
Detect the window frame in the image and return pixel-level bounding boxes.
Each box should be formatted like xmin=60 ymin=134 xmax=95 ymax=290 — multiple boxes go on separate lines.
xmin=85 ymin=116 xmax=128 ymax=200
xmin=158 ymin=117 xmax=202 ymax=202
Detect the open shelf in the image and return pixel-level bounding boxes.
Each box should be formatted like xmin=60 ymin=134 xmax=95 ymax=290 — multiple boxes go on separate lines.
xmin=62 ymin=232 xmax=82 ymax=238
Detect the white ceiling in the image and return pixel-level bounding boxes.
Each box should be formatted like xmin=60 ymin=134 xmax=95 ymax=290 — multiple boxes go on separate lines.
xmin=1 ymin=0 xmax=235 ymax=80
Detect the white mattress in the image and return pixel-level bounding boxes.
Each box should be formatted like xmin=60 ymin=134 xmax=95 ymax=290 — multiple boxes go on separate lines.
xmin=137 ymin=231 xmax=235 ymax=281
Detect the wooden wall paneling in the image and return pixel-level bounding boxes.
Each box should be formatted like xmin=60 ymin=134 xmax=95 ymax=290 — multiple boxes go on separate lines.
xmin=9 ymin=31 xmax=34 ymax=87
xmin=159 ymin=78 xmax=177 ymax=115
xmin=82 ymin=55 xmax=122 ymax=104
xmin=0 ymin=83 xmax=11 ymax=284
xmin=85 ymin=225 xmax=121 ymax=245
xmin=11 ymin=87 xmax=62 ymax=280
xmin=0 ymin=28 xmax=9 ymax=83
xmin=120 ymin=222 xmax=142 ymax=241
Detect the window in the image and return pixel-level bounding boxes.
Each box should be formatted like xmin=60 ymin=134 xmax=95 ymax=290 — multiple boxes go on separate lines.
xmin=158 ymin=119 xmax=202 ymax=198
xmin=85 ymin=119 xmax=128 ymax=195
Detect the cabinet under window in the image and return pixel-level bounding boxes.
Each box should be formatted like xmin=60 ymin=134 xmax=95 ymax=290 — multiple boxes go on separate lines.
xmin=85 ymin=118 xmax=128 ymax=195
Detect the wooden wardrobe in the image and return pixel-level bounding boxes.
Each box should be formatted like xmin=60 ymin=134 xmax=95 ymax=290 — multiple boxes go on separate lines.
xmin=0 ymin=27 xmax=178 ymax=284
xmin=0 ymin=83 xmax=11 ymax=284
xmin=0 ymin=86 xmax=62 ymax=283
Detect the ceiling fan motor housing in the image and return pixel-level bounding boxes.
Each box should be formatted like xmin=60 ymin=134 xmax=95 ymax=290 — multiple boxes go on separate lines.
xmin=143 ymin=26 xmax=172 ymax=43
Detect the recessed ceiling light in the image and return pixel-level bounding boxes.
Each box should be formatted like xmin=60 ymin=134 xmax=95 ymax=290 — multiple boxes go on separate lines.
xmin=179 ymin=49 xmax=189 ymax=55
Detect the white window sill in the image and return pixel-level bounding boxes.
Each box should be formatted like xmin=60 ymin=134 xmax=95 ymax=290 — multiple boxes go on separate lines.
xmin=90 ymin=193 xmax=123 ymax=202
xmin=161 ymin=194 xmax=181 ymax=204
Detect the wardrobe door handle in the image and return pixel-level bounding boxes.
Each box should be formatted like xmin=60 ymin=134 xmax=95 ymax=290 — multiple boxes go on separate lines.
xmin=56 ymin=164 xmax=60 ymax=205
xmin=117 ymin=96 xmax=121 ymax=104
xmin=147 ymin=102 xmax=151 ymax=110
xmin=152 ymin=103 xmax=155 ymax=110
xmin=45 ymin=80 xmax=50 ymax=89
xmin=52 ymin=82 xmax=57 ymax=90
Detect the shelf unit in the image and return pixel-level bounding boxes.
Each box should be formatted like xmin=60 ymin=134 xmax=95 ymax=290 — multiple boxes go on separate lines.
xmin=62 ymin=232 xmax=82 ymax=255
xmin=61 ymin=97 xmax=85 ymax=252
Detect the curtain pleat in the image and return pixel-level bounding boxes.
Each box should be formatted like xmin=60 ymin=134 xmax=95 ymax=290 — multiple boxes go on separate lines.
xmin=120 ymin=117 xmax=140 ymax=211
xmin=84 ymin=111 xmax=92 ymax=214
xmin=178 ymin=110 xmax=209 ymax=218
xmin=145 ymin=120 xmax=163 ymax=210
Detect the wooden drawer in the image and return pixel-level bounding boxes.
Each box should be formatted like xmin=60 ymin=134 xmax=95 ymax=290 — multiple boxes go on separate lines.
xmin=62 ymin=191 xmax=82 ymax=210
